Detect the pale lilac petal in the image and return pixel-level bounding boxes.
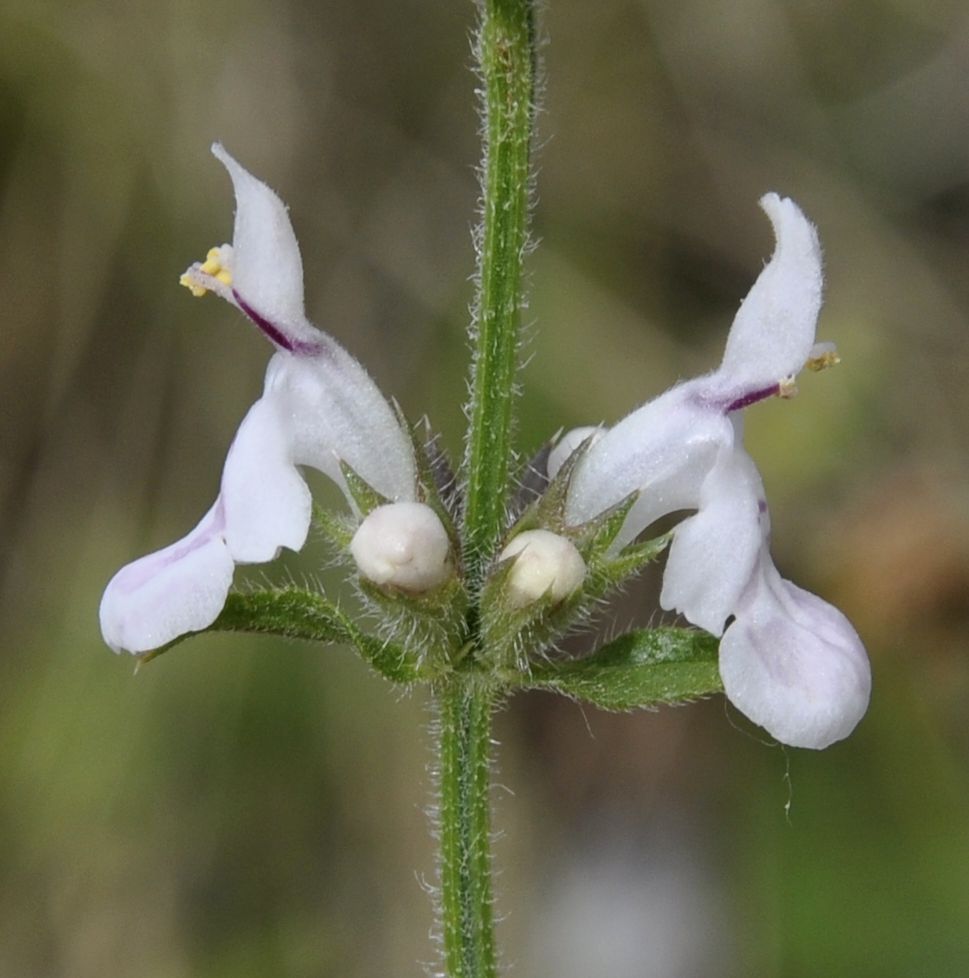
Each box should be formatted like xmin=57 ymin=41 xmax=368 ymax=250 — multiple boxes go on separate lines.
xmin=221 ymin=396 xmax=312 ymax=563
xmin=661 ymin=442 xmax=765 ymax=635
xmin=99 ymin=502 xmax=234 ymax=654
xmin=719 ymin=556 xmax=871 ymax=749
xmin=716 ymin=194 xmax=823 ymax=393
xmin=220 ymin=349 xmax=417 ymax=562
xmin=566 ymin=383 xmax=733 ymax=547
xmin=266 ymin=352 xmax=417 ymax=506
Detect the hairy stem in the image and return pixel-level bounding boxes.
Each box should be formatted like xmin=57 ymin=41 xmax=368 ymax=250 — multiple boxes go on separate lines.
xmin=436 ymin=678 xmax=498 ymax=978
xmin=462 ymin=0 xmax=536 ymax=581
xmin=434 ymin=2 xmax=536 ymax=972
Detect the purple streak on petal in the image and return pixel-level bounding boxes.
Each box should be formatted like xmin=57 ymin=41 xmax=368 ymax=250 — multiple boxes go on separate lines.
xmin=725 ymin=383 xmax=781 ymax=413
xmin=234 ymin=290 xmax=324 ymax=356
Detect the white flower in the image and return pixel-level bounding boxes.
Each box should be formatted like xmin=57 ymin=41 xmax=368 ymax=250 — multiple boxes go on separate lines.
xmin=100 ymin=145 xmax=424 ymax=654
xmin=562 ymin=194 xmax=870 ymax=749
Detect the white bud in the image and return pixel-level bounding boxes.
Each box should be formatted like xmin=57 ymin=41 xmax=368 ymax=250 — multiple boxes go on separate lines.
xmin=350 ymin=502 xmax=451 ymax=592
xmin=499 ymin=529 xmax=586 ymax=609
xmin=547 ymin=426 xmax=603 ymax=481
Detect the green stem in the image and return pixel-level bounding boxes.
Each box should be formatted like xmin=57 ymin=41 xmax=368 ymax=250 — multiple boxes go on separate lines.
xmin=436 ymin=678 xmax=498 ymax=978
xmin=463 ymin=0 xmax=536 ymax=579
xmin=435 ymin=3 xmax=535 ymax=972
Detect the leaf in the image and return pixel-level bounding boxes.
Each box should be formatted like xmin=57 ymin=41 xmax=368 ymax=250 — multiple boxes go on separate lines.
xmin=136 ymin=587 xmax=422 ymax=684
xmin=524 ymin=628 xmax=722 ymax=710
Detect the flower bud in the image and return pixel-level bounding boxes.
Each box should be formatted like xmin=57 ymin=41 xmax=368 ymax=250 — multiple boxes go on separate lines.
xmin=350 ymin=502 xmax=452 ymax=592
xmin=499 ymin=530 xmax=586 ymax=609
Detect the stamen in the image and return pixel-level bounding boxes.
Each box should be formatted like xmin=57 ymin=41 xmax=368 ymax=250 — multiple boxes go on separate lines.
xmin=179 ymin=245 xmax=233 ymax=297
xmin=778 ymin=376 xmax=798 ymax=399
xmin=178 ymin=272 xmax=208 ymax=298
xmin=806 ymin=341 xmax=840 ymax=372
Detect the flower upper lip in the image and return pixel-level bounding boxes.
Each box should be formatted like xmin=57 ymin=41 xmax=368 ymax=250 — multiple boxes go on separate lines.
xmin=179 ymin=142 xmax=328 ymax=356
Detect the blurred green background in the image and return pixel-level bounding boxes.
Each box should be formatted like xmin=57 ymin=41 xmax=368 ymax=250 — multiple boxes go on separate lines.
xmin=2 ymin=0 xmax=969 ymax=975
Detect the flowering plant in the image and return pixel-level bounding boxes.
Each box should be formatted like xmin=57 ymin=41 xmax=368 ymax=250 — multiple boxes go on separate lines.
xmin=100 ymin=2 xmax=869 ymax=973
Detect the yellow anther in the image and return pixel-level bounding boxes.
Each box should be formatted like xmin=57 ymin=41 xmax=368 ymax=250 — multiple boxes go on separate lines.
xmin=806 ymin=349 xmax=841 ymax=372
xmin=779 ymin=376 xmax=799 ymax=399
xmin=199 ymin=247 xmax=224 ymax=276
xmin=806 ymin=341 xmax=840 ymax=373
xmin=179 ymin=272 xmax=208 ymax=298
xmin=179 ymin=245 xmax=232 ymax=298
